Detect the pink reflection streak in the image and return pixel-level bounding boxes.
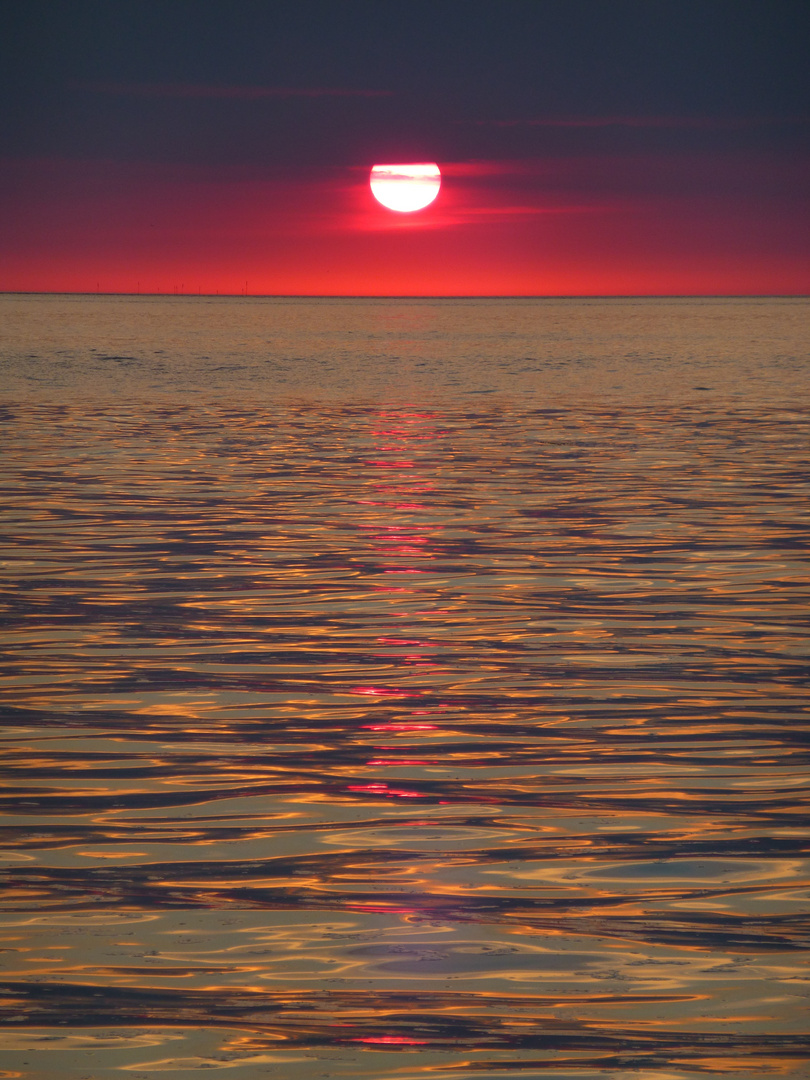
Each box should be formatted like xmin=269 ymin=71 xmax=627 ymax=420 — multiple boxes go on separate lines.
xmin=362 ymin=723 xmax=438 ymax=731
xmin=366 ymin=759 xmax=432 ymax=766
xmin=351 ymin=1037 xmax=429 ymax=1045
xmin=379 ymin=651 xmax=433 ymax=658
xmin=347 ymin=903 xmax=422 ymax=915
xmin=354 ymin=409 xmax=446 ymax=741
xmin=347 ymin=782 xmax=425 ymax=798
xmin=349 ymin=687 xmax=413 ymax=697
xmin=375 ymin=535 xmax=430 ymax=544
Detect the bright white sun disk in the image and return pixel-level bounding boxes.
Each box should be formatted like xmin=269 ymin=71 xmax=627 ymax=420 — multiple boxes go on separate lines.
xmin=370 ymin=163 xmax=441 ymax=212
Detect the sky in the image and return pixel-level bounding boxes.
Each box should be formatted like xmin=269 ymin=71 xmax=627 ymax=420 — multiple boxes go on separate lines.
xmin=1 ymin=0 xmax=808 ymax=296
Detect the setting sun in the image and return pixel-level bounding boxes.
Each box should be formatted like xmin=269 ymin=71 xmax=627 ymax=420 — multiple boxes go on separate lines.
xmin=369 ymin=163 xmax=441 ymax=212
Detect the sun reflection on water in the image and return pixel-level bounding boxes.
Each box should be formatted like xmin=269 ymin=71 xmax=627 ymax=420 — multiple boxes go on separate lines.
xmin=0 ymin=393 xmax=808 ymax=1078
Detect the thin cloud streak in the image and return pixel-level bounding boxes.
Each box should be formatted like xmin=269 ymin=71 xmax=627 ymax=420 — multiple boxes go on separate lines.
xmin=471 ymin=115 xmax=809 ymax=129
xmin=70 ymin=81 xmax=393 ymax=100
xmin=346 ymin=205 xmax=602 ymax=233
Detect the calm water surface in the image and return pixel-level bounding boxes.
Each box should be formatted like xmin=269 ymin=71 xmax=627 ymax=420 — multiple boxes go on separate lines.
xmin=1 ymin=297 xmax=808 ymax=1079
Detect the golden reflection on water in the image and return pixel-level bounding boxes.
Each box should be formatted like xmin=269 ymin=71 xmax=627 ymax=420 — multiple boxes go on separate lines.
xmin=0 ymin=398 xmax=808 ymax=1079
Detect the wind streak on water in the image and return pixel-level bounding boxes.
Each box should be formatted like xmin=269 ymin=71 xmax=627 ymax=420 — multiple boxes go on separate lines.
xmin=0 ymin=400 xmax=808 ymax=1079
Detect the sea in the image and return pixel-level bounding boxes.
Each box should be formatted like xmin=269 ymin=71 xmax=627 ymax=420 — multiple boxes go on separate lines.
xmin=1 ymin=294 xmax=808 ymax=1080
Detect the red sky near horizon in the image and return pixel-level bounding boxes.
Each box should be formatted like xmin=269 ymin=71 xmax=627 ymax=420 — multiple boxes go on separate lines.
xmin=2 ymin=148 xmax=808 ymax=296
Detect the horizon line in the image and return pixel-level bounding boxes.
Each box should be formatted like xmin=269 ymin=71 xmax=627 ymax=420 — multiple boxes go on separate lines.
xmin=2 ymin=291 xmax=808 ymax=300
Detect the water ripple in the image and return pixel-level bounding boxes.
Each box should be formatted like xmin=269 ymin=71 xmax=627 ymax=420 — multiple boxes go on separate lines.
xmin=1 ymin=389 xmax=808 ymax=1077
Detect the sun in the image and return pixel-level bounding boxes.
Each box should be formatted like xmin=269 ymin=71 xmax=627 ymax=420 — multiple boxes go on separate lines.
xmin=370 ymin=163 xmax=441 ymax=212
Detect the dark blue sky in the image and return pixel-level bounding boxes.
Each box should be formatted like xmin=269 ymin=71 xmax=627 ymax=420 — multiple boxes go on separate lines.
xmin=4 ymin=0 xmax=808 ymax=165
